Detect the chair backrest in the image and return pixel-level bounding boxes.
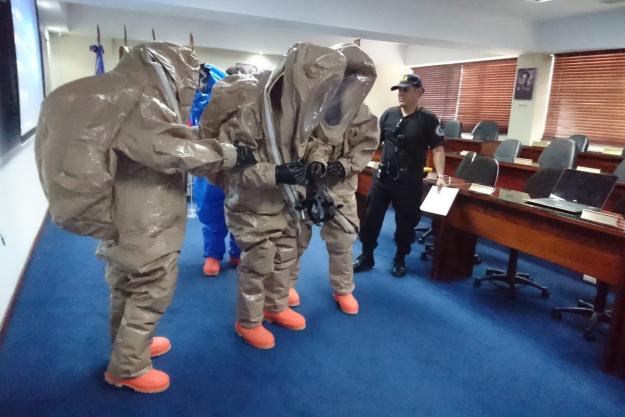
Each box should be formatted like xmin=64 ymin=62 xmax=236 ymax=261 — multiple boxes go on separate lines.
xmin=471 ymin=120 xmax=499 ymax=141
xmin=614 ymin=159 xmax=625 ymax=181
xmin=621 ymin=147 xmax=625 ymax=157
xmin=537 ymin=139 xmax=577 ymax=169
xmin=493 ymin=139 xmax=521 ymax=163
xmin=455 ymin=151 xmax=477 ymax=177
xmin=443 ymin=119 xmax=462 ymax=138
xmin=568 ymin=134 xmax=590 ymax=153
xmin=459 ymin=156 xmax=499 ymax=186
xmin=523 ymin=168 xmax=565 ymax=198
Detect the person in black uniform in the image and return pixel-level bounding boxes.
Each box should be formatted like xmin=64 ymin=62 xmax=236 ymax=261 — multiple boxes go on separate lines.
xmin=353 ymin=74 xmax=446 ymax=277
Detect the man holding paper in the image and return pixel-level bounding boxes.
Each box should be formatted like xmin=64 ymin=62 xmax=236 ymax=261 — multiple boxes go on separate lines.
xmin=353 ymin=74 xmax=446 ymax=277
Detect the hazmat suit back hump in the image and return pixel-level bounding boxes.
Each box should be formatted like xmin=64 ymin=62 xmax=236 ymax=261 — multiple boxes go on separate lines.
xmin=35 ymin=42 xmax=238 ymax=380
xmin=199 ymin=43 xmax=347 ymax=328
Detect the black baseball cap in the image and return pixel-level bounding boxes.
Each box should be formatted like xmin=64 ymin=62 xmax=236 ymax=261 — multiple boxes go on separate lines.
xmin=390 ymin=74 xmax=423 ymax=91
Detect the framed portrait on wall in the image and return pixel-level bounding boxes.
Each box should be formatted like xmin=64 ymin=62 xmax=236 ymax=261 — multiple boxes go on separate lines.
xmin=514 ymin=67 xmax=536 ymax=100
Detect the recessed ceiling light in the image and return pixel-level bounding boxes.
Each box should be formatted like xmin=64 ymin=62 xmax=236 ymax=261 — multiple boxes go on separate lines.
xmin=524 ymin=0 xmax=553 ymax=3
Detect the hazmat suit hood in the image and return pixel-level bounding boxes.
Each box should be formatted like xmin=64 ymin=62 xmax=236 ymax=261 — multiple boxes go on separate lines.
xmin=261 ymin=43 xmax=346 ymax=221
xmin=262 ymin=42 xmax=347 ymax=165
xmin=117 ymin=42 xmax=199 ymax=122
xmin=317 ymin=43 xmax=376 ymax=146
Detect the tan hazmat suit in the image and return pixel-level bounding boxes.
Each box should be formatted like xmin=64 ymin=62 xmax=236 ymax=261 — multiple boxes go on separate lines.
xmin=35 ymin=42 xmax=238 ymax=378
xmin=200 ymin=43 xmax=346 ymax=328
xmin=289 ymin=43 xmax=379 ymax=295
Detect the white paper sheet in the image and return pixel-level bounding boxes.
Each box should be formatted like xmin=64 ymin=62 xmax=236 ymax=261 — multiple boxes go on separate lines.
xmin=420 ymin=186 xmax=459 ymax=216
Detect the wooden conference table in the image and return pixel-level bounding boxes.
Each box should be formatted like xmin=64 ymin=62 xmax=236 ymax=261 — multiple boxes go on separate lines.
xmin=356 ymin=169 xmax=625 ymax=376
xmin=442 ymin=153 xmax=625 ymax=211
xmin=441 ymin=137 xmax=624 ymax=173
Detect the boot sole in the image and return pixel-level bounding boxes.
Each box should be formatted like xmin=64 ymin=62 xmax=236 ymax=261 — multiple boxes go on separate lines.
xmin=234 ymin=328 xmax=275 ymax=349
xmin=353 ymin=265 xmax=374 ymax=273
xmin=263 ymin=317 xmax=306 ymax=331
xmin=334 ymin=301 xmax=359 ymax=315
xmin=104 ymin=374 xmax=170 ymax=394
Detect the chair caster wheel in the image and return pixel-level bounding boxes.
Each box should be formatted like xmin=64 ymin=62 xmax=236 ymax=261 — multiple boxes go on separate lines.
xmin=420 ymin=252 xmax=428 ymax=261
xmin=473 ymin=279 xmax=481 ymax=288
xmin=583 ymin=331 xmax=595 ymax=342
xmin=551 ymin=309 xmax=562 ymax=320
xmin=541 ymin=289 xmax=550 ymax=299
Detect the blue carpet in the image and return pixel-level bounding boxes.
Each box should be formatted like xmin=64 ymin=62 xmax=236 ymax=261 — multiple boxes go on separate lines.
xmin=0 ymin=209 xmax=623 ymax=417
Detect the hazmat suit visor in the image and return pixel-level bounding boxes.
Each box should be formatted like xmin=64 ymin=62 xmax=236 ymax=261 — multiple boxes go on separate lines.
xmin=124 ymin=42 xmax=200 ymax=122
xmin=320 ymin=43 xmax=376 ymax=143
xmin=264 ymin=43 xmax=347 ymax=161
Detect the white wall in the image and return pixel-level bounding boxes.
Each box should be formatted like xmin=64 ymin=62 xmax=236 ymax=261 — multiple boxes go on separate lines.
xmin=48 ymin=34 xmax=283 ymax=91
xmin=0 ymin=140 xmax=48 ymax=325
xmin=360 ymin=40 xmax=408 ymax=119
xmin=507 ymin=54 xmax=554 ymax=145
xmin=48 ymin=33 xmax=117 ymax=90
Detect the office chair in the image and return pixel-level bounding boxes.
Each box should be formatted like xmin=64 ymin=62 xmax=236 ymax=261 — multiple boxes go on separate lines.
xmin=471 ymin=120 xmax=499 ymax=141
xmin=622 ymin=147 xmax=625 ymax=157
xmin=551 ymin=196 xmax=625 ymax=341
xmin=421 ymin=156 xmax=498 ymax=262
xmin=568 ymin=134 xmax=590 ymax=153
xmin=537 ymin=139 xmax=577 ymax=169
xmin=443 ymin=119 xmax=462 ymax=138
xmin=473 ymin=168 xmax=564 ymax=299
xmin=416 ymin=152 xmax=476 ymax=245
xmin=460 ymin=156 xmax=500 ymax=186
xmin=613 ymin=158 xmax=625 ymax=181
xmin=493 ymin=139 xmax=522 ymax=164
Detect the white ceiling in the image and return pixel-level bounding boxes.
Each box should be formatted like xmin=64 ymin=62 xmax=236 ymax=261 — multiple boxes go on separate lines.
xmin=37 ymin=0 xmax=625 ymax=66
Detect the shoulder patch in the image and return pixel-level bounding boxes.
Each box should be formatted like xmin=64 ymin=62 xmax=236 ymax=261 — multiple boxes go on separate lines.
xmin=435 ymin=124 xmax=445 ymax=137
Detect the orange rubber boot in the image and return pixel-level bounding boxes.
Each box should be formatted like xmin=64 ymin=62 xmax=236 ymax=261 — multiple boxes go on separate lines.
xmin=203 ymin=257 xmax=221 ymax=276
xmin=263 ymin=308 xmax=306 ymax=331
xmin=288 ymin=288 xmax=300 ymax=307
xmin=150 ymin=336 xmax=171 ymax=358
xmin=104 ymin=369 xmax=170 ymax=394
xmin=229 ymin=257 xmax=240 ymax=267
xmin=234 ymin=322 xmax=275 ymax=349
xmin=333 ymin=292 xmax=359 ymax=315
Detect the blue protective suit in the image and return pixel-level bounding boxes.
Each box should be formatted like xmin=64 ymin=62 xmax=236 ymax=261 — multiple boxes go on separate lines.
xmin=190 ymin=64 xmax=240 ymax=260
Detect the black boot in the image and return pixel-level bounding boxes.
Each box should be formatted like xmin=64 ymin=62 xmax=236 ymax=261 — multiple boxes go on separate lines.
xmin=353 ymin=252 xmax=374 ymax=273
xmin=392 ymin=256 xmax=406 ymax=278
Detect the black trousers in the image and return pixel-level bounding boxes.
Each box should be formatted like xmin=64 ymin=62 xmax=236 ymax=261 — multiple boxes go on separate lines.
xmin=359 ymin=170 xmax=422 ymax=258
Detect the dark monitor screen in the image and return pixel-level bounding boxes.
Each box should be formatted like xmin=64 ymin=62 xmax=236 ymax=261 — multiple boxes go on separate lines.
xmin=0 ymin=0 xmax=44 ymax=156
xmin=0 ymin=0 xmax=21 ymax=155
xmin=551 ymin=169 xmax=618 ymax=208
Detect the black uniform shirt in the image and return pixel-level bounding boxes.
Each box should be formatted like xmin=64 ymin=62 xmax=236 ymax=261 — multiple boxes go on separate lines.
xmin=379 ymin=106 xmax=444 ymax=172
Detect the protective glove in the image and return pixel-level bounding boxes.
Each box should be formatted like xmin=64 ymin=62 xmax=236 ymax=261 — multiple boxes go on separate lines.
xmin=275 ymin=161 xmax=307 ymax=185
xmin=326 ymin=160 xmax=346 ymax=178
xmin=234 ymin=141 xmax=257 ymax=167
xmin=306 ymin=161 xmax=326 ymax=179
